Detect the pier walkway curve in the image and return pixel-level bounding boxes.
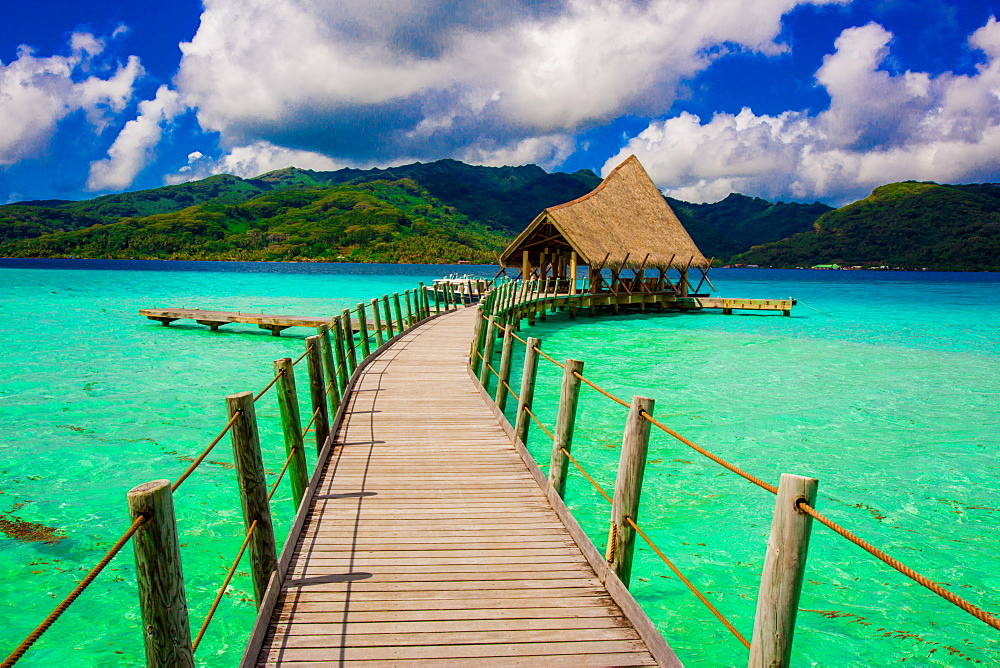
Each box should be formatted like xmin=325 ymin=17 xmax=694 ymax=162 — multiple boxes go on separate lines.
xmin=243 ymin=305 xmax=679 ymax=666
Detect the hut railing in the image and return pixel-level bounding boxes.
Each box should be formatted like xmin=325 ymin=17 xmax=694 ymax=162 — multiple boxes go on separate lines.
xmin=470 ymin=277 xmax=1000 ymax=666
xmin=2 ymin=280 xmax=460 ymax=667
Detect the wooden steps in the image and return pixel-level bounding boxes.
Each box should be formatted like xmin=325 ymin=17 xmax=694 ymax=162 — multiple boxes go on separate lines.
xmin=246 ymin=307 xmax=675 ymax=666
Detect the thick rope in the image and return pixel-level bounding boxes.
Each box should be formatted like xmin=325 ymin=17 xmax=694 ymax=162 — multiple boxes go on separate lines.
xmin=2 ymin=514 xmax=148 ymax=667
xmin=639 ymin=410 xmax=778 ymax=494
xmin=292 ymin=342 xmax=313 ymax=367
xmin=500 ymin=379 xmax=521 ymax=404
xmin=253 ymin=369 xmax=284 ymax=403
xmin=192 ymin=519 xmax=258 ymax=652
xmin=625 ymin=517 xmax=751 ymax=649
xmin=798 ymin=501 xmax=1000 ymax=632
xmin=523 ymin=406 xmax=553 ymax=439
xmin=574 ymin=371 xmax=631 ymax=408
xmin=172 ymin=410 xmax=243 ymax=492
xmin=300 ymin=407 xmax=321 ymax=440
xmin=533 ymin=345 xmax=565 ymax=369
xmin=561 ymin=447 xmax=613 ymax=504
xmin=270 ymin=446 xmax=301 ymax=501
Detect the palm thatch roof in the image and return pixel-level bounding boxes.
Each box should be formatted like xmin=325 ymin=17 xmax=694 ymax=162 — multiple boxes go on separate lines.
xmin=500 ymin=155 xmax=708 ymax=270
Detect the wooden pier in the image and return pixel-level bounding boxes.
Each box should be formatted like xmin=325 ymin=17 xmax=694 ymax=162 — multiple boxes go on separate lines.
xmin=140 ymin=308 xmax=388 ymax=336
xmin=243 ymin=306 xmax=678 ymax=666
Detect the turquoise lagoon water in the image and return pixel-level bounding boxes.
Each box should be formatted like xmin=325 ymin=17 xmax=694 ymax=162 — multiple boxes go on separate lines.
xmin=1 ymin=260 xmax=997 ymax=666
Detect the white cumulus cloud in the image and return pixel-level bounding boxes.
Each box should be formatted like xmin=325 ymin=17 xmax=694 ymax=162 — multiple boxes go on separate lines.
xmin=606 ymin=18 xmax=1000 ymax=204
xmin=165 ymin=141 xmax=345 ymax=184
xmin=87 ymin=85 xmax=185 ymax=191
xmin=0 ymin=34 xmax=143 ymax=166
xmin=174 ymin=0 xmax=847 ymax=166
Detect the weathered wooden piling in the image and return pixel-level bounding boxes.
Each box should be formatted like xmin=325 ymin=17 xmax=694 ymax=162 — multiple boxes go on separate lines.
xmin=494 ymin=324 xmax=515 ymax=411
xmin=370 ymin=298 xmax=384 ymax=347
xmin=225 ymin=392 xmax=277 ymax=605
xmin=382 ymin=295 xmax=395 ymax=337
xmin=273 ymin=358 xmax=309 ymax=507
xmin=478 ymin=315 xmax=497 ymax=388
xmin=513 ymin=337 xmax=541 ymax=446
xmin=548 ymin=359 xmax=584 ymax=498
xmin=316 ymin=324 xmax=340 ymax=417
xmin=332 ymin=317 xmax=348 ymax=394
xmin=341 ymin=309 xmax=357 ymax=372
xmin=127 ymin=479 xmax=194 ymax=667
xmin=393 ymin=293 xmax=404 ymax=331
xmin=606 ymin=395 xmax=655 ymax=587
xmin=305 ymin=335 xmax=330 ymax=452
xmin=404 ymin=290 xmax=414 ymax=328
xmin=356 ymin=303 xmax=371 ymax=359
xmin=749 ymin=473 xmax=819 ymax=668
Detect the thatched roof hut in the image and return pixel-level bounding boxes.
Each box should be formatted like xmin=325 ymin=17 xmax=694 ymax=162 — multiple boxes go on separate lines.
xmin=500 ymin=155 xmax=709 ymax=272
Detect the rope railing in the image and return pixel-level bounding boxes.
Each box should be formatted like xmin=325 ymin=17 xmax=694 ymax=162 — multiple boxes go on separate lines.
xmin=523 ymin=406 xmax=553 ymax=439
xmin=268 ymin=447 xmax=299 ymax=501
xmin=561 ymin=447 xmax=612 ymax=504
xmin=500 ymin=379 xmax=520 ymax=404
xmin=475 ymin=280 xmax=1000 ymax=650
xmin=558 ymin=444 xmax=748 ymax=649
xmin=172 ymin=410 xmax=243 ymax=492
xmin=191 ymin=519 xmax=258 ymax=652
xmin=291 ymin=343 xmax=313 ymax=367
xmin=574 ymin=370 xmax=631 ymax=408
xmin=798 ymin=501 xmax=1000 ymax=632
xmin=624 ymin=516 xmax=751 ymax=649
xmin=300 ymin=408 xmax=321 ymax=440
xmin=253 ymin=369 xmax=284 ymax=403
xmin=2 ymin=281 xmax=447 ymax=666
xmin=1 ymin=514 xmax=148 ymax=667
xmin=639 ymin=410 xmax=778 ymax=495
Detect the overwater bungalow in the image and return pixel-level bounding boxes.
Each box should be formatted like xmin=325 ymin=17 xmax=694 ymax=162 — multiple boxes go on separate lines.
xmin=499 ymin=154 xmax=713 ymax=300
xmin=498 ymin=155 xmax=794 ymax=316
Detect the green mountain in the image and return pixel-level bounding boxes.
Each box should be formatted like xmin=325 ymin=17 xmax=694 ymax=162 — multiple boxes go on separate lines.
xmin=667 ymin=193 xmax=833 ymax=261
xmin=1 ymin=179 xmax=510 ymax=263
xmin=1 ymin=160 xmax=602 ymax=262
xmin=732 ymin=181 xmax=1000 ymax=271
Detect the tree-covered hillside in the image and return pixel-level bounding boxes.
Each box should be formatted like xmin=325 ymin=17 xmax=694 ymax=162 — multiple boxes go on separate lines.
xmin=0 ymin=179 xmax=509 ymax=264
xmin=732 ymin=181 xmax=1000 ymax=271
xmin=668 ymin=193 xmax=832 ymax=260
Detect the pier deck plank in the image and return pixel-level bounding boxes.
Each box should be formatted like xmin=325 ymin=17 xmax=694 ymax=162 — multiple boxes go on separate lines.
xmin=253 ymin=307 xmax=661 ymax=666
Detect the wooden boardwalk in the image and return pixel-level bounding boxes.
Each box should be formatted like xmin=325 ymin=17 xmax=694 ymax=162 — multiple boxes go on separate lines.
xmin=244 ymin=306 xmax=677 ymax=666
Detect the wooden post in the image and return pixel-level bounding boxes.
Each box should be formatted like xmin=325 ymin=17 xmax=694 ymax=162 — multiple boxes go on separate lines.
xmin=306 ymin=335 xmax=330 ymax=453
xmin=382 ymin=295 xmax=395 ymax=337
xmin=127 ymin=480 xmax=194 ymax=667
xmin=606 ymin=395 xmax=655 ymax=587
xmin=370 ymin=298 xmax=384 ymax=347
xmin=478 ymin=315 xmax=497 ymax=388
xmin=513 ymin=337 xmax=541 ymax=446
xmin=569 ymin=251 xmax=578 ymax=295
xmin=341 ymin=309 xmax=357 ymax=372
xmin=393 ymin=292 xmax=404 ymax=330
xmin=470 ymin=307 xmax=485 ymax=373
xmin=418 ymin=283 xmax=428 ymax=320
xmin=332 ymin=316 xmax=348 ymax=393
xmin=433 ymin=285 xmax=441 ymax=315
xmin=748 ymin=474 xmax=819 ymax=668
xmin=316 ymin=324 xmax=341 ymax=416
xmin=356 ymin=302 xmax=371 ymax=359
xmin=404 ymin=289 xmax=414 ymax=327
xmin=273 ymin=358 xmax=309 ymax=508
xmin=225 ymin=392 xmax=277 ymax=605
xmin=494 ymin=324 xmax=515 ymax=411
xmin=548 ymin=359 xmax=584 ymax=498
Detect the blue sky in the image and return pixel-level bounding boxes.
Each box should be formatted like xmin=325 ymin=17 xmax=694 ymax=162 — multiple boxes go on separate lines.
xmin=1 ymin=0 xmax=998 ymax=206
